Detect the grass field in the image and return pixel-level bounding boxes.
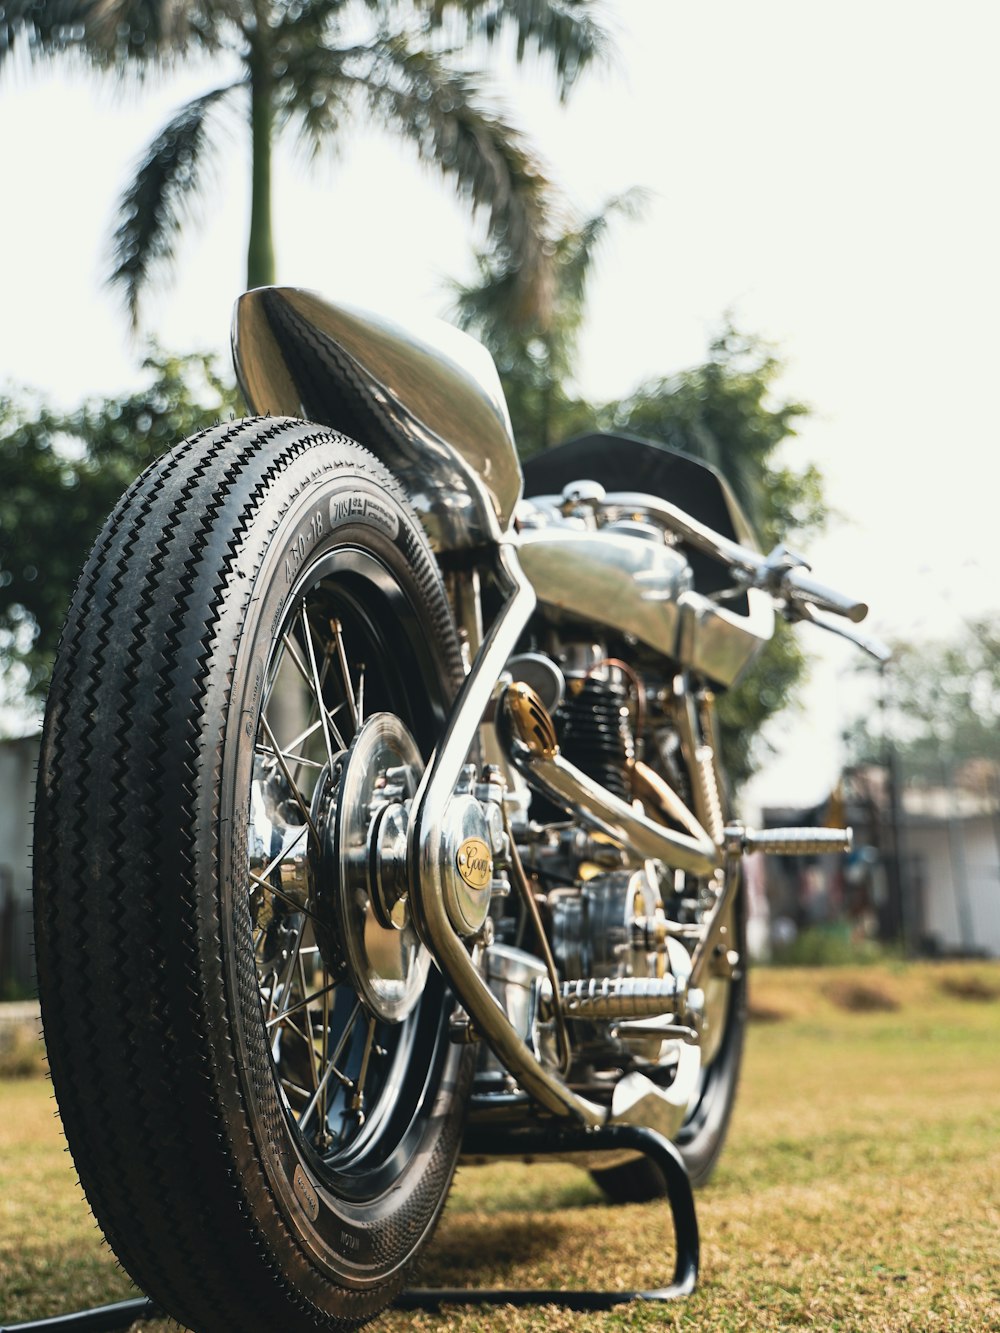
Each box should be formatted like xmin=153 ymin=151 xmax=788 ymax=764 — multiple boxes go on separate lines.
xmin=2 ymin=962 xmax=998 ymax=1331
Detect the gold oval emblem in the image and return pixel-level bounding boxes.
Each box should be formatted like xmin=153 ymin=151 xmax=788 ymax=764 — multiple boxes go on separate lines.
xmin=456 ymin=838 xmax=493 ymax=891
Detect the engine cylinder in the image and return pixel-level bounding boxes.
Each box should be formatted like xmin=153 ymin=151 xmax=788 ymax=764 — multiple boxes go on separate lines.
xmin=555 ymin=676 xmax=634 ymax=802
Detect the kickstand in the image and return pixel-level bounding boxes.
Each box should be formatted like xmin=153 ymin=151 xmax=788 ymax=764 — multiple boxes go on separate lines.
xmin=398 ymin=1120 xmax=699 ymax=1311
xmin=2 ymin=1123 xmax=697 ymax=1331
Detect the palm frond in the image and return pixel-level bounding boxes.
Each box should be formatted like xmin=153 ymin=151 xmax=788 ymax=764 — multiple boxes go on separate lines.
xmin=450 ymin=187 xmax=646 ymax=342
xmin=362 ymin=34 xmax=558 ymax=322
xmin=416 ymin=0 xmax=611 ymax=98
xmin=556 ymin=186 xmax=649 ymax=305
xmin=273 ymin=40 xmax=360 ymax=162
xmin=449 ymin=253 xmax=522 ymax=333
xmin=0 ymin=0 xmax=234 ymax=69
xmin=0 ymin=0 xmax=99 ymax=66
xmin=108 ymin=82 xmax=239 ymax=328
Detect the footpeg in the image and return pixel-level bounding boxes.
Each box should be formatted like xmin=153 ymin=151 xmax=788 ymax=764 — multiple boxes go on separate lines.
xmin=540 ymin=976 xmax=684 ymax=1022
xmin=725 ymin=825 xmax=852 ymax=856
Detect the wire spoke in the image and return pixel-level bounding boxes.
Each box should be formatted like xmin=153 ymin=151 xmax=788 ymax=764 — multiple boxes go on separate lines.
xmin=259 ymin=716 xmax=320 ymax=844
xmin=281 ymin=627 xmax=349 ymax=753
xmin=356 ymin=663 xmax=366 ymax=727
xmin=254 ymin=743 xmax=326 ymax=772
xmin=276 ymin=716 xmax=327 ymax=758
xmin=269 ymin=916 xmax=310 ymax=1050
xmin=299 ymin=999 xmax=363 ymax=1132
xmin=259 ymin=636 xmax=288 ymax=718
xmin=350 ymin=1017 xmax=377 ymax=1119
xmin=330 ymin=618 xmax=359 ymax=735
xmin=248 ymin=869 xmax=322 ymax=927
xmin=264 ymin=977 xmax=338 ymax=1029
xmin=317 ymin=619 xmax=337 ymax=694
xmin=277 ymin=1014 xmax=315 ymax=1054
xmin=301 ymin=599 xmax=337 ymax=770
xmin=252 ymin=825 xmax=307 ymax=885
xmin=257 ymin=964 xmax=279 ymax=1014
xmin=297 ymin=954 xmax=321 ymax=1093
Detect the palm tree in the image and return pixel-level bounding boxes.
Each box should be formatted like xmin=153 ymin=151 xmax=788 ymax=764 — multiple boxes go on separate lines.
xmin=3 ymin=0 xmax=609 ymax=325
xmin=451 ymin=188 xmax=648 ymax=452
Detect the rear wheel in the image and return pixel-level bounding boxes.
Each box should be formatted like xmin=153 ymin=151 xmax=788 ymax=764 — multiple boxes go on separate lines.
xmin=35 ymin=419 xmax=469 ymax=1331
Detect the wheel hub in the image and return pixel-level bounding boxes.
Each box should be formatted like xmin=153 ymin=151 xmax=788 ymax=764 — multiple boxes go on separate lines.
xmin=319 ymin=713 xmax=430 ymax=1024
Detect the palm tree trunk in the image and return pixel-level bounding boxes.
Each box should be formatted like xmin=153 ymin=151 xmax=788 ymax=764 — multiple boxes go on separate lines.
xmin=247 ymin=34 xmax=275 ymax=290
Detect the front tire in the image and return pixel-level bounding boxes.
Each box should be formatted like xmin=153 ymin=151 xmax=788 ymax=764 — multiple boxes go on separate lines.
xmin=35 ymin=419 xmax=469 ymax=1331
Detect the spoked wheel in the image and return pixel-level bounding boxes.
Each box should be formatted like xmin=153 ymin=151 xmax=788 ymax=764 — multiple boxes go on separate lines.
xmin=35 ymin=420 xmax=470 ymax=1331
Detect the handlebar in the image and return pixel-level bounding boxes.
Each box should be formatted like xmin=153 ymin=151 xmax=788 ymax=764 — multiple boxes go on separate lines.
xmin=599 ymin=493 xmax=879 ymax=649
xmin=780 ymin=567 xmax=868 ymax=623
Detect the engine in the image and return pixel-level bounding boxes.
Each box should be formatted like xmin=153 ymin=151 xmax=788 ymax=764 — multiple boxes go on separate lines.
xmin=488 ymin=637 xmax=701 ymax=1087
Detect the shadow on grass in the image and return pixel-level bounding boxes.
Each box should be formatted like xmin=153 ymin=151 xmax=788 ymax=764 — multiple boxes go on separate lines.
xmin=938 ymin=971 xmax=1000 ymax=1002
xmin=417 ymin=1213 xmax=573 ymax=1287
xmin=822 ymin=978 xmax=899 ymax=1012
xmin=446 ymin=1160 xmax=605 ymax=1215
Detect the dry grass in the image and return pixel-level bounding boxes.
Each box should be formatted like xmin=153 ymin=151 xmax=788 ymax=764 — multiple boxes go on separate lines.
xmin=2 ymin=962 xmax=998 ymax=1331
xmin=0 ymin=1026 xmax=46 ymax=1080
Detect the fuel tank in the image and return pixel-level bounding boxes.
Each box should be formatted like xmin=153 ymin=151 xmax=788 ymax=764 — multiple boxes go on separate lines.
xmin=232 ymin=286 xmax=523 ymax=551
xmin=516 ymin=528 xmax=692 ymax=662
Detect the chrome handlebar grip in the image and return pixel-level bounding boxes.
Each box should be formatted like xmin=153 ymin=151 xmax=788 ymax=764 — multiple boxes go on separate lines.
xmin=599 ymin=497 xmax=870 ymax=629
xmin=780 ymin=567 xmax=868 ymax=623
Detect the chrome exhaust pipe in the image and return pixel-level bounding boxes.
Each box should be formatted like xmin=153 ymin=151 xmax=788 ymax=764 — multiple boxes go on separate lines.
xmin=498 ymin=683 xmax=721 ymax=879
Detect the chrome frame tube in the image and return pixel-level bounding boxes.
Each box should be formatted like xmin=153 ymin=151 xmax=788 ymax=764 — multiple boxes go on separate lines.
xmin=686 ymin=852 xmax=741 ymax=991
xmin=675 ymin=672 xmax=716 ymax=836
xmin=503 ymin=743 xmax=721 ymax=879
xmin=408 ymin=543 xmax=605 ymax=1126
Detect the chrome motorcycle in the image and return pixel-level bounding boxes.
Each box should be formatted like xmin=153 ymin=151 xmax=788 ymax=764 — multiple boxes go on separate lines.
xmin=34 ymin=287 xmax=884 ymax=1330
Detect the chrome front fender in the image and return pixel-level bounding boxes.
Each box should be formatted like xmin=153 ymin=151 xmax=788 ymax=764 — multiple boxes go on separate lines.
xmin=232 ymin=286 xmax=523 ymax=552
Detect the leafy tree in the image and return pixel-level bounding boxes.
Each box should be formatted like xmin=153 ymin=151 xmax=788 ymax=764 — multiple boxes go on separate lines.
xmin=0 ymin=350 xmax=239 ymax=715
xmin=456 ymin=215 xmax=826 ymax=787
xmin=847 ymin=617 xmax=1000 ymax=787
xmin=1 ymin=0 xmax=608 ymax=326
xmin=601 ymin=324 xmax=823 ymax=549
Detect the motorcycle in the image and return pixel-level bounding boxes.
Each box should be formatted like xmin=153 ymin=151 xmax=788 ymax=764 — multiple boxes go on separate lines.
xmin=33 ymin=287 xmax=886 ymax=1331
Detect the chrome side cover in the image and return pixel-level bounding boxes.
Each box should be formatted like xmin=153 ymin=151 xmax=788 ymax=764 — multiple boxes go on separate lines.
xmin=232 ymin=287 xmax=523 ymax=551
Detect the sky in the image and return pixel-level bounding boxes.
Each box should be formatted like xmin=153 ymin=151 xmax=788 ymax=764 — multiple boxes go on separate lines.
xmin=1 ymin=1 xmax=999 ymax=811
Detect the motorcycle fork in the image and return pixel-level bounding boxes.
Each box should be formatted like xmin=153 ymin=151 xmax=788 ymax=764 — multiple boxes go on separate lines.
xmin=675 ymin=682 xmax=853 ymax=986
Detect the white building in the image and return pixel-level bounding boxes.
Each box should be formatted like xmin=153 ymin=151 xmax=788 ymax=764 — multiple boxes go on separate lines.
xmin=901 ymin=787 xmax=1000 ymax=957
